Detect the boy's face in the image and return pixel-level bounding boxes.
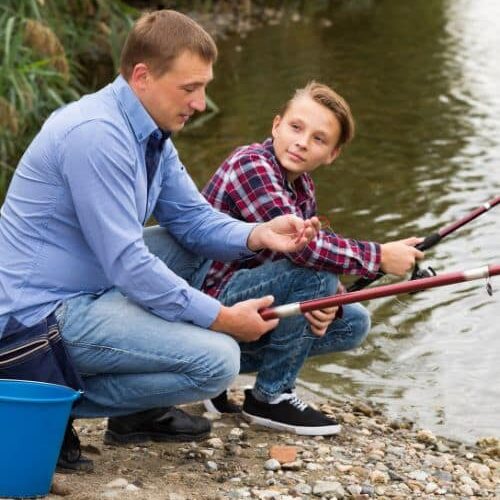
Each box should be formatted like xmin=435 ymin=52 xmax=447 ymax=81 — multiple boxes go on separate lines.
xmin=272 ymin=94 xmax=342 ymax=182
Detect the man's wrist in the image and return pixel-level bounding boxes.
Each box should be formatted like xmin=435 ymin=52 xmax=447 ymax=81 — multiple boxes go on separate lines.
xmin=247 ymin=223 xmax=265 ymax=252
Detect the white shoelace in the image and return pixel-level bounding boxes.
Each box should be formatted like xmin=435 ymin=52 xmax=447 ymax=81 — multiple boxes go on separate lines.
xmin=271 ymin=392 xmax=308 ymax=412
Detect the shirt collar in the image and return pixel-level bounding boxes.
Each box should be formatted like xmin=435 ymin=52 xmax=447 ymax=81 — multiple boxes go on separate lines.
xmin=111 ymin=75 xmax=170 ymax=143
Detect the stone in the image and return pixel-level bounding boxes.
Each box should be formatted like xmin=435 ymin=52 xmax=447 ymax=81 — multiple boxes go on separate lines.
xmin=206 ymin=437 xmax=224 ymax=449
xmin=417 ymin=429 xmax=437 ymax=445
xmin=229 ymin=427 xmax=245 ymax=440
xmin=269 ymin=445 xmax=297 ymax=464
xmin=264 ymin=458 xmax=281 ymax=471
xmin=433 ymin=470 xmax=453 ymax=482
xmin=312 ymin=480 xmax=346 ymax=497
xmin=370 ymin=470 xmax=389 ymax=484
xmin=335 ymin=463 xmax=352 ymax=473
xmin=125 ymin=484 xmax=140 ymax=492
xmin=408 ymin=470 xmax=428 ymax=481
xmin=425 ymin=482 xmax=438 ymax=494
xmin=468 ymin=462 xmax=491 ymax=479
xmin=292 ymin=483 xmax=312 ymax=495
xmin=306 ymin=462 xmax=324 ymax=471
xmin=281 ymin=460 xmax=302 ymax=471
xmin=360 ymin=484 xmax=375 ymax=496
xmin=346 ymin=484 xmax=362 ymax=495
xmin=50 ymin=477 xmax=72 ymax=496
xmin=106 ymin=478 xmax=128 ymax=489
xmin=205 ymin=461 xmax=218 ymax=472
xmin=353 ymin=401 xmax=375 ymax=417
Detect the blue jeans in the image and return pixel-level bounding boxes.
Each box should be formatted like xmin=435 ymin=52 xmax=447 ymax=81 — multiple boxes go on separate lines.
xmin=56 ymin=226 xmax=240 ymax=418
xmin=218 ymin=259 xmax=370 ymax=401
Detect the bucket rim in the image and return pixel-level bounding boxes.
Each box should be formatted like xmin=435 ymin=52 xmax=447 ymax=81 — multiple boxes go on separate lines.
xmin=0 ymin=378 xmax=82 ymax=403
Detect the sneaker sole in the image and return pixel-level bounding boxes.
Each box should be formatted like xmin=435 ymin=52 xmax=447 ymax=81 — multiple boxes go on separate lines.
xmin=103 ymin=429 xmax=210 ymax=445
xmin=242 ymin=411 xmax=342 ymax=436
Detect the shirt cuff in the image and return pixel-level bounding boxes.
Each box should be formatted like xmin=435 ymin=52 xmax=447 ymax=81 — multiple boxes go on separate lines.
xmin=178 ymin=288 xmax=221 ymax=328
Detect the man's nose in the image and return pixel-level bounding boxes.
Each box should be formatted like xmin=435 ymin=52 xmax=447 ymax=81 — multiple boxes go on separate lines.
xmin=190 ymin=89 xmax=206 ymax=113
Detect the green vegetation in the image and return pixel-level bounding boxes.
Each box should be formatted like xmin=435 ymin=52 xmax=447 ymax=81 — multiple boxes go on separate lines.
xmin=0 ymin=0 xmax=136 ymax=190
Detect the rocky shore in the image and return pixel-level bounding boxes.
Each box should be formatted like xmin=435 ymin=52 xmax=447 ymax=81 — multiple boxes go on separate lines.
xmin=44 ymin=384 xmax=499 ymax=500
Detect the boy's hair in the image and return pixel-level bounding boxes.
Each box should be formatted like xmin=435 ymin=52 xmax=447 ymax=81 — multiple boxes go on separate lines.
xmin=120 ymin=10 xmax=217 ymax=80
xmin=281 ymin=81 xmax=355 ymax=147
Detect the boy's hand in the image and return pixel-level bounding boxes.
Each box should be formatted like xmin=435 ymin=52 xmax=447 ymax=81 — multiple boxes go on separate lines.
xmin=305 ymin=306 xmax=338 ymax=337
xmin=247 ymin=215 xmax=320 ymax=253
xmin=380 ymin=237 xmax=425 ymax=276
xmin=210 ymin=295 xmax=279 ymax=342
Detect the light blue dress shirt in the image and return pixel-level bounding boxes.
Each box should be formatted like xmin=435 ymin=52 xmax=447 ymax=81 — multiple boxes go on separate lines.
xmin=0 ymin=75 xmax=255 ymax=335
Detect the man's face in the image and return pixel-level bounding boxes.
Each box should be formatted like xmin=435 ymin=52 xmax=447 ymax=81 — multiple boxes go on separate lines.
xmin=136 ymin=51 xmax=214 ymax=132
xmin=272 ymin=94 xmax=342 ymax=182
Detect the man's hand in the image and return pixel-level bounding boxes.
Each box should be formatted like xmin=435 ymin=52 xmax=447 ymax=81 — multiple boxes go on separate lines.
xmin=247 ymin=215 xmax=320 ymax=253
xmin=210 ymin=295 xmax=279 ymax=342
xmin=380 ymin=237 xmax=425 ymax=276
xmin=305 ymin=306 xmax=338 ymax=337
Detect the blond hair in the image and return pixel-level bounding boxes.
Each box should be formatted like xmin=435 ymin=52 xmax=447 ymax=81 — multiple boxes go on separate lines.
xmin=282 ymin=81 xmax=355 ymax=147
xmin=120 ymin=10 xmax=217 ymax=80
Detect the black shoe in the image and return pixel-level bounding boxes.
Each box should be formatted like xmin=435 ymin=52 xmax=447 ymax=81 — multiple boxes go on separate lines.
xmin=203 ymin=391 xmax=242 ymax=415
xmin=56 ymin=419 xmax=94 ymax=473
xmin=242 ymin=389 xmax=342 ymax=436
xmin=103 ymin=406 xmax=211 ymax=444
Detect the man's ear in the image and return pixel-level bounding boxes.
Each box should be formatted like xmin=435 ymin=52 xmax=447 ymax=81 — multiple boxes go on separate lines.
xmin=326 ymin=146 xmax=341 ymax=164
xmin=129 ymin=63 xmax=150 ymax=92
xmin=271 ymin=115 xmax=282 ymax=139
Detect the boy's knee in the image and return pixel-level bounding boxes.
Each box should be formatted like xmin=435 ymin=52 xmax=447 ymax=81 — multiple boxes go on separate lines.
xmin=350 ymin=304 xmax=371 ymax=347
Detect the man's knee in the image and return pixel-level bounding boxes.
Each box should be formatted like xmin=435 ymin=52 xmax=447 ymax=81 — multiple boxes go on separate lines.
xmin=193 ymin=334 xmax=241 ymax=397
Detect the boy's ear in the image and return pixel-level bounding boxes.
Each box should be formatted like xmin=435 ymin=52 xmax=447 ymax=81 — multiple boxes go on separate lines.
xmin=271 ymin=115 xmax=282 ymax=138
xmin=326 ymin=146 xmax=341 ymax=164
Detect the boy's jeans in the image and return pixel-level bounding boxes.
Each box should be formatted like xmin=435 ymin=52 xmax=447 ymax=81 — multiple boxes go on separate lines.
xmin=56 ymin=226 xmax=240 ymax=418
xmin=218 ymin=259 xmax=370 ymax=402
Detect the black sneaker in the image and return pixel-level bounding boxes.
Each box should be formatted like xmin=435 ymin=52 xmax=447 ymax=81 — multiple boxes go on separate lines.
xmin=242 ymin=389 xmax=341 ymax=436
xmin=56 ymin=419 xmax=94 ymax=473
xmin=203 ymin=391 xmax=242 ymax=415
xmin=104 ymin=406 xmax=211 ymax=444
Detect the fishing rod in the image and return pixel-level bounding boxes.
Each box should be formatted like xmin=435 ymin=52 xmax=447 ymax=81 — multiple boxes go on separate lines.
xmin=260 ymin=264 xmax=499 ymax=320
xmin=348 ymin=195 xmax=500 ymax=292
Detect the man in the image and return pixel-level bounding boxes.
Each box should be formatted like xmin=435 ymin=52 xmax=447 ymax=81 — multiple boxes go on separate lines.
xmin=0 ymin=10 xmax=319 ymax=471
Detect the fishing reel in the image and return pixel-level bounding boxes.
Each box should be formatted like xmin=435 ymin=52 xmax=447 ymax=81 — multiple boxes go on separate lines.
xmin=410 ymin=264 xmax=436 ymax=281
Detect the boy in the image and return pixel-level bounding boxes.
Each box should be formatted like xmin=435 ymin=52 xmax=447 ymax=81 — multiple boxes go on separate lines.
xmin=201 ymin=82 xmax=422 ymax=436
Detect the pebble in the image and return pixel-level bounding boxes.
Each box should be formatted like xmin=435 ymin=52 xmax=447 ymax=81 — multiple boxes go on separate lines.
xmin=264 ymin=458 xmax=281 ymax=471
xmin=417 ymin=429 xmax=437 ymax=445
xmin=105 ymin=478 xmax=128 ymax=489
xmin=207 ymin=437 xmax=224 ymax=449
xmin=425 ymin=481 xmax=439 ymax=494
xmin=292 ymin=483 xmax=313 ymax=495
xmin=370 ymin=470 xmax=389 ymax=484
xmin=229 ymin=427 xmax=245 ymax=440
xmin=205 ymin=460 xmax=218 ymax=472
xmin=202 ymin=411 xmax=221 ymax=421
xmin=312 ymin=480 xmax=346 ymax=497
xmin=468 ymin=461 xmax=491 ymax=479
xmin=408 ymin=469 xmax=428 ymax=481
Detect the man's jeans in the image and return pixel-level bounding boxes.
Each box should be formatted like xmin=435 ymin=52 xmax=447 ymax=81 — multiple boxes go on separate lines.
xmin=218 ymin=259 xmax=370 ymax=402
xmin=56 ymin=226 xmax=240 ymax=418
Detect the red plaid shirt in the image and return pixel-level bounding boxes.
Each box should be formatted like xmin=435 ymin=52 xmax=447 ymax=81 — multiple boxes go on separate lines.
xmin=202 ymin=138 xmax=381 ymax=298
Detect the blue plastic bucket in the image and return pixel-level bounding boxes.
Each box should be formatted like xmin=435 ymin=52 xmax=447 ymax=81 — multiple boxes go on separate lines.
xmin=0 ymin=379 xmax=81 ymax=498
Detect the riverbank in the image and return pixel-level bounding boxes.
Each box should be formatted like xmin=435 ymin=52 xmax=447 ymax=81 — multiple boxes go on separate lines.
xmin=47 ymin=383 xmax=499 ymax=499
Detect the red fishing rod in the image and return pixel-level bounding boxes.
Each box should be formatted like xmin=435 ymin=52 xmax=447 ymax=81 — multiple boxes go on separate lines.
xmin=260 ymin=264 xmax=499 ymax=319
xmin=348 ymin=195 xmax=500 ymax=292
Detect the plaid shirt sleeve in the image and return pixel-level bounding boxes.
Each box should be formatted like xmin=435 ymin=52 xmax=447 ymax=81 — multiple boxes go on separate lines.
xmin=225 ymin=150 xmax=381 ymax=278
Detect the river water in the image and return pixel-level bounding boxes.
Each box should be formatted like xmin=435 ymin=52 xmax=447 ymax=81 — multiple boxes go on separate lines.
xmin=175 ymin=0 xmax=500 ymax=442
